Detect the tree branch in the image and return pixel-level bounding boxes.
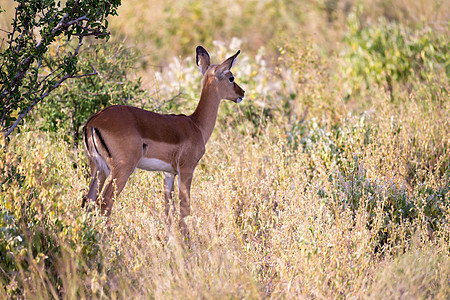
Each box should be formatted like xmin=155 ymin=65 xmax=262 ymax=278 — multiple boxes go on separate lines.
xmin=4 ymin=70 xmax=97 ymax=138
xmin=1 ymin=0 xmax=121 ymax=138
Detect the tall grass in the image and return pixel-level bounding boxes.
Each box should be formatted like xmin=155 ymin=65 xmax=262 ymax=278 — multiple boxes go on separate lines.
xmin=1 ymin=0 xmax=449 ymax=298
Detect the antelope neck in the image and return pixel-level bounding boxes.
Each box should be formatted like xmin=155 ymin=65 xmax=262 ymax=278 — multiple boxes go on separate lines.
xmin=190 ymin=79 xmax=222 ymax=143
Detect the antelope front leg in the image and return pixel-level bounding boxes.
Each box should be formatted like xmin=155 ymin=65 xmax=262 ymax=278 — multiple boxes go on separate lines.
xmin=178 ymin=171 xmax=193 ymax=236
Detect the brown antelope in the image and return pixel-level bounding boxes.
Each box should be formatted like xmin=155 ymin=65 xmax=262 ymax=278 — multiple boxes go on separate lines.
xmin=82 ymin=46 xmax=245 ymax=234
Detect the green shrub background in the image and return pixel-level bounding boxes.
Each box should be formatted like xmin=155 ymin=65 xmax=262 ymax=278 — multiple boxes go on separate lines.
xmin=1 ymin=0 xmax=449 ymax=298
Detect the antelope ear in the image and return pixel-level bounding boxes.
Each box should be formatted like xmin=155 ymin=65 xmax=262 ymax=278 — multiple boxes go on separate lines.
xmin=216 ymin=50 xmax=240 ymax=78
xmin=196 ymin=46 xmax=210 ymax=75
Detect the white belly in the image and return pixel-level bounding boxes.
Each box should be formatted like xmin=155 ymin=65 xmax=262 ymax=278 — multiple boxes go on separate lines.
xmin=137 ymin=157 xmax=175 ymax=173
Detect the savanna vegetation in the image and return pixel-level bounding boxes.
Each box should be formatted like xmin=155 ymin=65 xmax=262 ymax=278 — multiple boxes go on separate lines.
xmin=1 ymin=0 xmax=449 ymax=298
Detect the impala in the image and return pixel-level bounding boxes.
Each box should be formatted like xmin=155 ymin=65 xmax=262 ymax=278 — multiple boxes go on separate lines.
xmin=82 ymin=46 xmax=245 ymax=234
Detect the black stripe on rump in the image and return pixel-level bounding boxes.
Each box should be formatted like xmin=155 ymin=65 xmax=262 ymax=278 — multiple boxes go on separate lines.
xmin=93 ymin=127 xmax=112 ymax=158
xmin=83 ymin=126 xmax=90 ymax=152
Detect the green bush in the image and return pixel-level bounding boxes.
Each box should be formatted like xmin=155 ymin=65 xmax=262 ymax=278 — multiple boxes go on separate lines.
xmin=0 ymin=0 xmax=121 ymax=137
xmin=341 ymin=13 xmax=449 ymax=99
xmin=37 ymin=42 xmax=150 ymax=146
xmin=0 ymin=135 xmax=106 ymax=297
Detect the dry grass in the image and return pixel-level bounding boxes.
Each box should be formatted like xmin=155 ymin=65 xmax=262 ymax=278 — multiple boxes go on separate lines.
xmin=2 ymin=85 xmax=448 ymax=298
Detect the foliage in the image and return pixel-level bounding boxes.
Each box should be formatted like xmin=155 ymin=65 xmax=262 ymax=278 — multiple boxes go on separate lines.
xmin=38 ymin=42 xmax=149 ymax=146
xmin=341 ymin=13 xmax=449 ymax=99
xmin=0 ymin=0 xmax=121 ymax=137
xmin=0 ymin=133 xmax=106 ymax=297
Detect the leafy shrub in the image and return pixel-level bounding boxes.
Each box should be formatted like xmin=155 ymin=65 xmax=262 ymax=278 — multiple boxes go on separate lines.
xmin=330 ymin=150 xmax=448 ymax=252
xmin=0 ymin=134 xmax=106 ymax=297
xmin=0 ymin=0 xmax=121 ymax=137
xmin=341 ymin=13 xmax=449 ymax=99
xmin=37 ymin=42 xmax=150 ymax=146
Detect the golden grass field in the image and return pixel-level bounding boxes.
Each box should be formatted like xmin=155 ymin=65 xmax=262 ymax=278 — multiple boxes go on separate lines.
xmin=1 ymin=0 xmax=449 ymax=298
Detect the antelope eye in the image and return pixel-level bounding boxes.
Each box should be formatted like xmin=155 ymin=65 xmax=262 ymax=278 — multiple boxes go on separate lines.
xmin=229 ymin=76 xmax=234 ymax=82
